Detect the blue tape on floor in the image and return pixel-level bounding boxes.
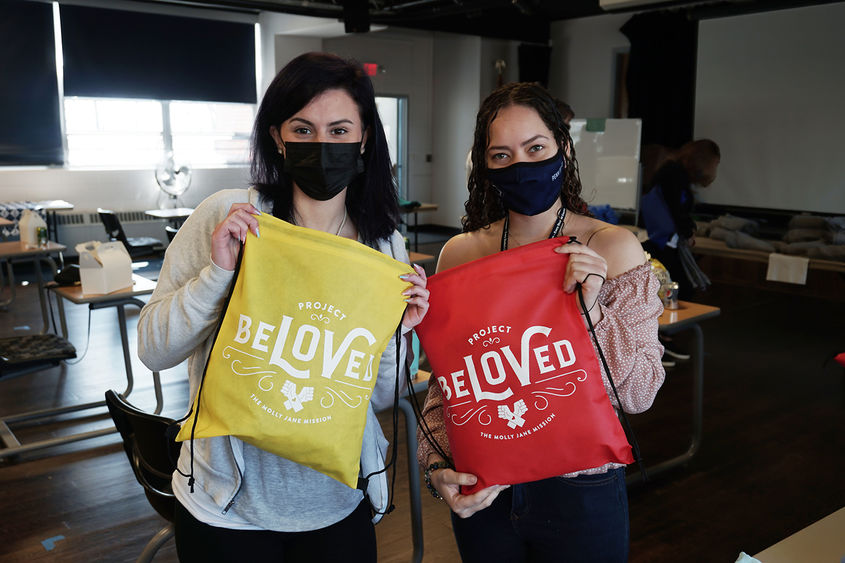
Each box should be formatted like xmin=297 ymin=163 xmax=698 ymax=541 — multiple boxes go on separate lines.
xmin=41 ymin=535 xmax=65 ymax=551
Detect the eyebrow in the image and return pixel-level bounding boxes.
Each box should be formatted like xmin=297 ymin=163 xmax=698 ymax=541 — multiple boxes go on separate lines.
xmin=487 ymin=134 xmax=550 ymax=152
xmin=289 ymin=117 xmax=356 ymax=127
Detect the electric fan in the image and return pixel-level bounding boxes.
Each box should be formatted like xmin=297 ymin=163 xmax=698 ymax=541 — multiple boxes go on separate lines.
xmin=154 ymin=152 xmax=191 ymax=208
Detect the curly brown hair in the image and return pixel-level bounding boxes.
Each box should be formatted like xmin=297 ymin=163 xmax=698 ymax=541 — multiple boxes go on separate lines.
xmin=463 ymin=82 xmax=589 ymax=233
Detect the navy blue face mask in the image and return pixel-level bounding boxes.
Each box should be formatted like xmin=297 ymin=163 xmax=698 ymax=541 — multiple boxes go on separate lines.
xmin=486 ymin=152 xmax=564 ymax=216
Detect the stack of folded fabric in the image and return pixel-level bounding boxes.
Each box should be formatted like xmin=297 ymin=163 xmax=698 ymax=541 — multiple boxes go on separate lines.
xmin=701 ymin=213 xmax=778 ymax=252
xmin=773 ymin=214 xmax=845 ymax=262
xmin=699 ymin=213 xmax=845 ymax=263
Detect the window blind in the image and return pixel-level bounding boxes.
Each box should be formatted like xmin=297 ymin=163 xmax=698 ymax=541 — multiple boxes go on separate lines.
xmin=60 ymin=5 xmax=256 ymax=104
xmin=0 ymin=1 xmax=63 ymax=166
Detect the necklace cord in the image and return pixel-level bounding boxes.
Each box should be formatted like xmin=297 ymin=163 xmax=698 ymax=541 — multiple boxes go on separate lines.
xmin=291 ymin=207 xmax=348 ymax=236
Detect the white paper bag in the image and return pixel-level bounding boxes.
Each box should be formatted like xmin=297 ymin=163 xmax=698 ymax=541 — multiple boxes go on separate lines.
xmin=75 ymin=241 xmax=132 ymax=295
xmin=19 ymin=209 xmax=48 ymax=249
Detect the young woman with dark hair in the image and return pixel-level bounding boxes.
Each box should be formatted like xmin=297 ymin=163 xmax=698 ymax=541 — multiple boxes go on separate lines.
xmin=417 ymin=82 xmax=664 ymax=562
xmin=138 ymin=52 xmax=429 ymax=562
xmin=251 ymin=51 xmax=399 ymax=246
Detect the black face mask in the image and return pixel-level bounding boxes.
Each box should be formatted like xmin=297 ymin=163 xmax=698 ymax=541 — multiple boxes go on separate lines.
xmin=282 ymin=142 xmax=364 ymax=201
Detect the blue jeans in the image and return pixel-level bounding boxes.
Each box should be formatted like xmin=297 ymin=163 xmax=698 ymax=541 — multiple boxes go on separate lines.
xmin=451 ymin=467 xmax=629 ymax=563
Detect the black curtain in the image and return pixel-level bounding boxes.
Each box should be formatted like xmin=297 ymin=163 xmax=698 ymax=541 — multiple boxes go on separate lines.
xmin=518 ymin=44 xmax=552 ymax=89
xmin=0 ymin=1 xmax=63 ymax=166
xmin=621 ymin=12 xmax=698 ymax=148
xmin=61 ymin=5 xmax=256 ymax=103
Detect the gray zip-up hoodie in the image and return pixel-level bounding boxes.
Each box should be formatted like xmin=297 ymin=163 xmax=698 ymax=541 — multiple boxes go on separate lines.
xmin=138 ymin=188 xmax=410 ymax=531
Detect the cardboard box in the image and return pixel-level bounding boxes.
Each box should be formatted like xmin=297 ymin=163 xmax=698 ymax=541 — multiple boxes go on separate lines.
xmin=75 ymin=241 xmax=132 ymax=295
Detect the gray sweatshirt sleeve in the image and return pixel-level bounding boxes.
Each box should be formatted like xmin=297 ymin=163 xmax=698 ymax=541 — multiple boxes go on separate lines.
xmin=137 ymin=190 xmax=248 ymax=372
xmin=369 ymin=230 xmax=414 ymax=412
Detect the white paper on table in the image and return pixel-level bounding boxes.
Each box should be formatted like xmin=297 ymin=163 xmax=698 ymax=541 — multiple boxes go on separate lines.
xmin=766 ymin=253 xmax=809 ymax=285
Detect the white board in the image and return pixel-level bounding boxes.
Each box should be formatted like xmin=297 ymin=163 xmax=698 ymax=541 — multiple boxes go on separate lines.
xmin=570 ymin=118 xmax=642 ymax=211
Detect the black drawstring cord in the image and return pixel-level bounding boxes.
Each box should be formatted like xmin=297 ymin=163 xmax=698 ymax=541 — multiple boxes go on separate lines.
xmin=577 ymin=282 xmax=648 ymax=482
xmin=363 ymin=326 xmax=403 ymax=517
xmin=172 ymin=241 xmax=245 ymax=492
xmin=404 ymin=352 xmax=452 ymax=466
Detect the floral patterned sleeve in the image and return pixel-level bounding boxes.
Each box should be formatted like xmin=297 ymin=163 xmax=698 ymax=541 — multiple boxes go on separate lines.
xmin=590 ymin=263 xmax=665 ymax=413
xmin=417 ymin=375 xmax=451 ymax=467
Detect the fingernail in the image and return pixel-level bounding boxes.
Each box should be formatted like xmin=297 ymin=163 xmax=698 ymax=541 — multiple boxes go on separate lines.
xmin=399 ymin=274 xmax=409 ymax=280
xmin=255 ymin=227 xmax=260 ymax=238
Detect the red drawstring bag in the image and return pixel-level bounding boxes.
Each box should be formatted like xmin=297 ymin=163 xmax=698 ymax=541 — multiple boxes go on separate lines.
xmin=415 ymin=237 xmax=633 ymax=493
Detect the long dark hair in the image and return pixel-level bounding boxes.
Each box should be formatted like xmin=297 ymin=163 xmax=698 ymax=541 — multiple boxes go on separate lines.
xmin=251 ymin=52 xmax=399 ymax=244
xmin=463 ymin=82 xmax=589 ymax=233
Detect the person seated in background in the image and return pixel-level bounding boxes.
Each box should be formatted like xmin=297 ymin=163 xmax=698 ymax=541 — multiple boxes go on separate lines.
xmin=640 ymin=139 xmax=720 ymax=301
xmin=556 ymin=99 xmax=574 ymax=130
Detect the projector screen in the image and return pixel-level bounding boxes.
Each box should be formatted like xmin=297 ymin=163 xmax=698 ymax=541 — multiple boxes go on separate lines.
xmin=694 ymin=2 xmax=845 ymax=214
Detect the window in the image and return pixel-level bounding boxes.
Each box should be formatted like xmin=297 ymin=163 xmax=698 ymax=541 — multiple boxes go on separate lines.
xmin=375 ymin=96 xmax=408 ymax=198
xmin=63 ymin=97 xmax=254 ymax=168
xmin=170 ymin=101 xmax=254 ymax=167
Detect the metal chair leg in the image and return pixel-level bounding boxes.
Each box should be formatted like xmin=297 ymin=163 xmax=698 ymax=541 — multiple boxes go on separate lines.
xmin=136 ymin=522 xmax=174 ymax=563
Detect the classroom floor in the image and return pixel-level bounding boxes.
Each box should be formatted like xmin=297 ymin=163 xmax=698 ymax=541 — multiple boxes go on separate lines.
xmin=0 ymin=243 xmax=843 ymax=562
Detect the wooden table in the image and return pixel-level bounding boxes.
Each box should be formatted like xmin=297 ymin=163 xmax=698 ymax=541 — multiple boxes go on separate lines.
xmin=401 ymin=203 xmax=438 ymax=251
xmin=628 ymin=300 xmax=721 ymax=484
xmin=52 ymin=274 xmax=161 ymax=412
xmin=754 ymin=506 xmax=845 ymax=562
xmin=409 ymin=251 xmax=435 ymax=265
xmin=0 ymin=241 xmax=67 ymax=332
xmin=0 ymin=274 xmax=163 ymax=460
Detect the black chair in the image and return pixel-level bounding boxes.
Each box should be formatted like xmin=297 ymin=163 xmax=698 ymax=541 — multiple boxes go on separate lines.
xmin=164 ymin=225 xmax=179 ymax=242
xmin=98 ymin=209 xmax=165 ymax=258
xmin=105 ymin=390 xmax=180 ymax=562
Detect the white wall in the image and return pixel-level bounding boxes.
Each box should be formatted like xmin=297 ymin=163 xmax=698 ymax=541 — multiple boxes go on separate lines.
xmin=0 ymin=167 xmax=249 ymax=213
xmin=548 ymin=14 xmax=630 ymax=119
xmin=272 ymin=34 xmax=323 ymax=82
xmin=430 ymin=33 xmax=482 ymax=228
xmin=480 ymin=40 xmax=520 ymax=99
xmin=325 ymin=29 xmax=435 ymax=206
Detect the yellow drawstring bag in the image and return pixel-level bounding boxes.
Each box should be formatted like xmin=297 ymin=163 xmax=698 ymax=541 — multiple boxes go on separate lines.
xmin=176 ymin=213 xmax=411 ymax=488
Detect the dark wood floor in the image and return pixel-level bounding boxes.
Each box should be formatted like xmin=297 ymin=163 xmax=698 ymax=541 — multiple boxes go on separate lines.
xmin=1 ymin=251 xmax=843 ymax=562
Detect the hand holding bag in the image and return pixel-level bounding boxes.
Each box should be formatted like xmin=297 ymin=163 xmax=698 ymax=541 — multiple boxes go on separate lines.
xmin=415 ymin=237 xmax=633 ymax=493
xmin=176 ymin=213 xmax=411 ymax=489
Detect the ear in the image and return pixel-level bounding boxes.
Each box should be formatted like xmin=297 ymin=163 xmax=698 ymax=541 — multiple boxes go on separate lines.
xmin=269 ymin=125 xmax=284 ymax=156
xmin=360 ymin=127 xmax=369 ymax=154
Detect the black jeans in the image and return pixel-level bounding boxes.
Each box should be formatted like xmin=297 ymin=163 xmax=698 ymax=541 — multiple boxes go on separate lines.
xmin=174 ymin=498 xmax=376 ymax=563
xmin=451 ymin=468 xmax=629 ymax=563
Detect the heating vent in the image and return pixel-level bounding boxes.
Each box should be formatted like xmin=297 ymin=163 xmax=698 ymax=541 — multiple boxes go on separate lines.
xmin=88 ymin=210 xmax=152 ymax=223
xmin=54 ymin=212 xmax=87 ymax=226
